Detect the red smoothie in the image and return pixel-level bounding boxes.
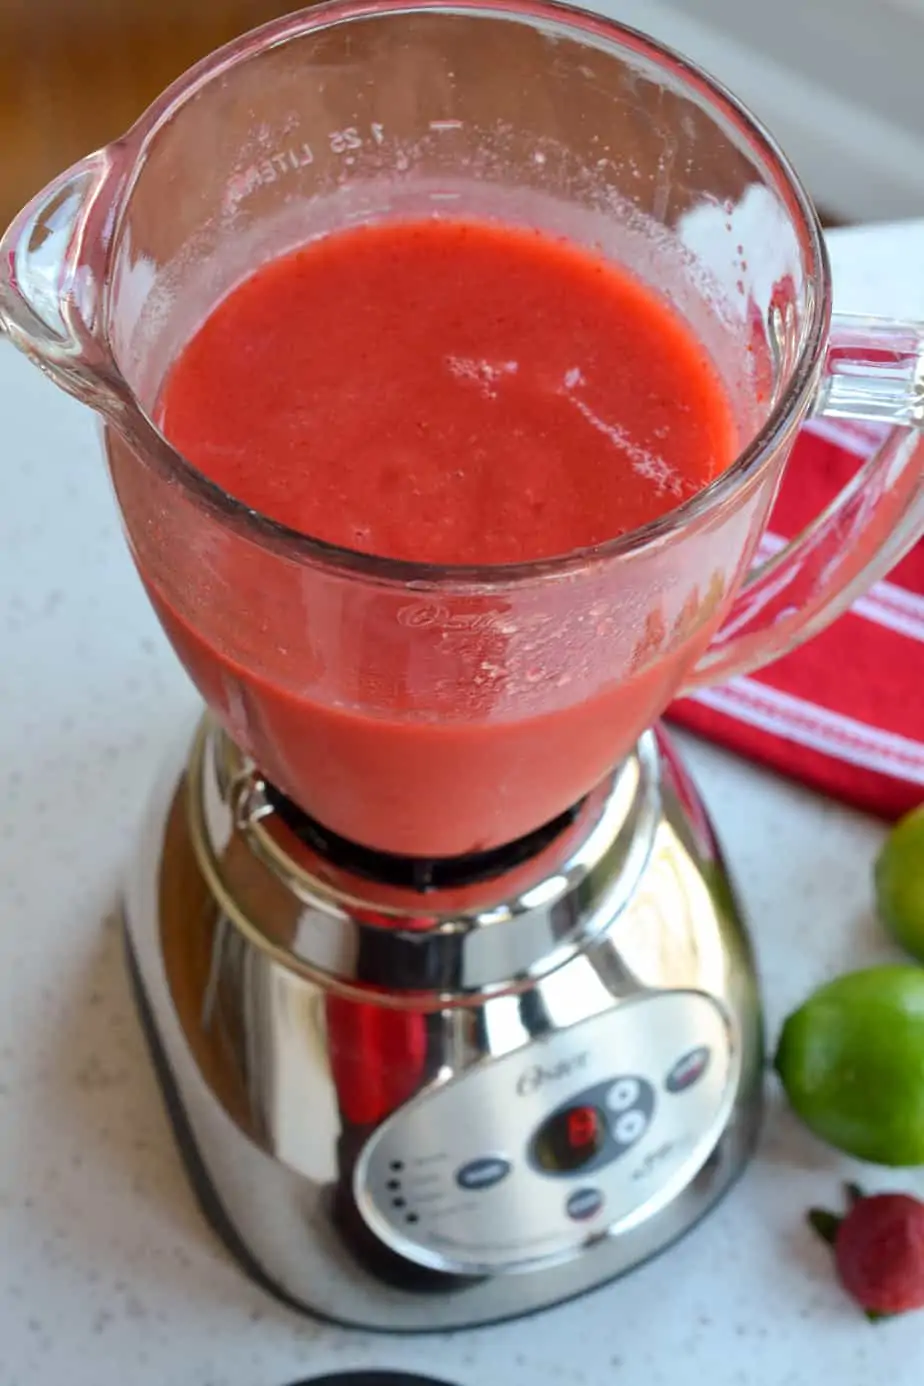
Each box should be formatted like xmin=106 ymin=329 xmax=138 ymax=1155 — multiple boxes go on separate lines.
xmin=148 ymin=218 xmax=737 ymax=857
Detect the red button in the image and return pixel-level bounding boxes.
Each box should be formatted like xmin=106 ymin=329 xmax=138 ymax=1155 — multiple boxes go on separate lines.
xmin=566 ymin=1106 xmax=600 ymax=1150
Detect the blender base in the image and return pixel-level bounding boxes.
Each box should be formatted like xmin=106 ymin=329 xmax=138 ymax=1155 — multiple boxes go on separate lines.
xmin=122 ymin=717 xmax=763 ymax=1331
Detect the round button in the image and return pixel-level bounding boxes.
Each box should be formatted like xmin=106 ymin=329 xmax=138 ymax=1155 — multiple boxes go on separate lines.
xmin=566 ymin=1187 xmax=604 ymax=1221
xmin=665 ymin=1046 xmax=711 ymax=1094
xmin=456 ymin=1156 xmax=511 ymax=1191
xmin=613 ymin=1109 xmax=647 ymax=1145
xmin=607 ymin=1077 xmax=641 ymax=1113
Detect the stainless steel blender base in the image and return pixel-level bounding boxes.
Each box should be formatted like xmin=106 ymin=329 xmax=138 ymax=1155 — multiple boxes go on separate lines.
xmin=122 ymin=718 xmax=763 ymax=1331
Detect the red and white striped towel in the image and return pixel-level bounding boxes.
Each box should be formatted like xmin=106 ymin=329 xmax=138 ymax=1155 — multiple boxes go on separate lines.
xmin=668 ymin=418 xmax=924 ymax=821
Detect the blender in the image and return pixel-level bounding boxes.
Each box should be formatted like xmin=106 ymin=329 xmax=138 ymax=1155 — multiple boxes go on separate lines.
xmin=2 ymin=0 xmax=924 ymax=1333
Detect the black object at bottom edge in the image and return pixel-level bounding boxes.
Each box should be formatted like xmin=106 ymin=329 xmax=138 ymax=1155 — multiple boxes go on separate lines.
xmin=122 ymin=922 xmax=759 ymax=1334
xmin=285 ymin=1375 xmax=459 ymax=1386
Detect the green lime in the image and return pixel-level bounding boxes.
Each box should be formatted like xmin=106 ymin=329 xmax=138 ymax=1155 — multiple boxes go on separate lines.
xmin=774 ymin=965 xmax=924 ymax=1166
xmin=875 ymin=805 xmax=924 ymax=961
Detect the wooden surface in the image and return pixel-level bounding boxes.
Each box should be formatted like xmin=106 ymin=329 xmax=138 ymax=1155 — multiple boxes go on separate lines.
xmin=0 ymin=0 xmax=303 ymax=228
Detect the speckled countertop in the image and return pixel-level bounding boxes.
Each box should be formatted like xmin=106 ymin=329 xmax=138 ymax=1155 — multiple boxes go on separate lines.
xmin=2 ymin=218 xmax=924 ymax=1386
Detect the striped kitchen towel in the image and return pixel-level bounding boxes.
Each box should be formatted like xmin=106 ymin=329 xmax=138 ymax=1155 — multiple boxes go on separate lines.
xmin=668 ymin=417 xmax=924 ymax=821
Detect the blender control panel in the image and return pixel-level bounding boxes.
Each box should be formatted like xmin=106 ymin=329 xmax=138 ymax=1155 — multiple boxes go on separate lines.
xmin=354 ymin=991 xmax=736 ymax=1274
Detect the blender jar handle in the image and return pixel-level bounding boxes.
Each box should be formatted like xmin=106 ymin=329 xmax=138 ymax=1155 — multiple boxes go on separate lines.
xmin=684 ymin=313 xmax=924 ymax=691
xmin=0 ymin=150 xmax=124 ymax=414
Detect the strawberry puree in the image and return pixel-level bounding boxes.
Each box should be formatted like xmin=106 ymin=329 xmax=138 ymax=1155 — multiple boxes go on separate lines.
xmin=151 ymin=217 xmax=736 ymax=856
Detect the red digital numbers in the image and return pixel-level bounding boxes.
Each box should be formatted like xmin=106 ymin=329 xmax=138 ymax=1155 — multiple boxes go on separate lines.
xmin=566 ymin=1106 xmax=598 ymax=1150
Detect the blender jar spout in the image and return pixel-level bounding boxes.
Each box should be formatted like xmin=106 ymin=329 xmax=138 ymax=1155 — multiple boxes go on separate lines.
xmin=0 ymin=149 xmax=125 ymax=416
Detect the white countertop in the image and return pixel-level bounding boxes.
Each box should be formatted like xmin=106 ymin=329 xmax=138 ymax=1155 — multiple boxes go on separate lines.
xmin=2 ymin=218 xmax=924 ymax=1386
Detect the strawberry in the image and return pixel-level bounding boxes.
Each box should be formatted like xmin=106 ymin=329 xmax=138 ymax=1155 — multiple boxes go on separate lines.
xmin=808 ymin=1183 xmax=924 ymax=1319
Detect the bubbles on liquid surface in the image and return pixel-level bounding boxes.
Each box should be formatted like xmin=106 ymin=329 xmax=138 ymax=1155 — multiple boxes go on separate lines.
xmin=444 ymin=356 xmax=519 ymax=400
xmin=559 ymin=368 xmax=683 ymax=498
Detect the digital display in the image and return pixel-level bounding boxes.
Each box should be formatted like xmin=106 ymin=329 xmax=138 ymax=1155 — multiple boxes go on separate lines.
xmin=533 ymin=1104 xmax=605 ymax=1173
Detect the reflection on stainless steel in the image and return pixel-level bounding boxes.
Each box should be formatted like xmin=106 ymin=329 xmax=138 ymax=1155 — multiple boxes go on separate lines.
xmin=123 ymin=716 xmax=763 ymax=1330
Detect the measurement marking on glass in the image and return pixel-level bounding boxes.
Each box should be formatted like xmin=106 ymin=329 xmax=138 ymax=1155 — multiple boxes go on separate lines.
xmin=329 ymin=127 xmax=363 ymax=153
xmin=224 ymin=141 xmax=316 ymax=210
xmin=224 ymin=121 xmax=387 ymax=212
xmin=429 ymin=119 xmax=463 ymax=132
